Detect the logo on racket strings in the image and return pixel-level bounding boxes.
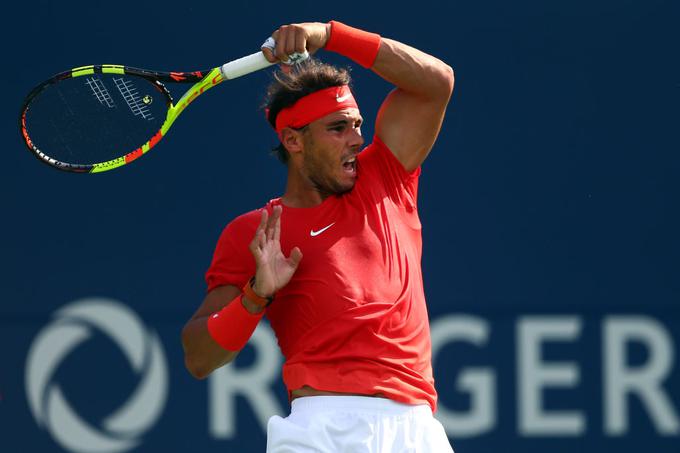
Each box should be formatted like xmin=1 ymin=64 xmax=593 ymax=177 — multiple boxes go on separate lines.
xmin=25 ymin=298 xmax=168 ymax=453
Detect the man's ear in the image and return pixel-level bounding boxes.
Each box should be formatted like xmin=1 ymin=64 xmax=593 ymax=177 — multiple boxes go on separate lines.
xmin=280 ymin=128 xmax=304 ymax=155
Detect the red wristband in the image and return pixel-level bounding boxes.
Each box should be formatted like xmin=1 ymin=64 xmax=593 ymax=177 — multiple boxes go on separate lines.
xmin=207 ymin=294 xmax=264 ymax=351
xmin=325 ymin=21 xmax=382 ymax=68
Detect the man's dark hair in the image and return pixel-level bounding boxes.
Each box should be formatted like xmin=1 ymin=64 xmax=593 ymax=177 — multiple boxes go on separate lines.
xmin=264 ymin=59 xmax=352 ymax=164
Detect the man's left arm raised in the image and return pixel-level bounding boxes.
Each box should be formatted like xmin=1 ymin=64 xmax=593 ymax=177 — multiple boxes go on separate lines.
xmin=263 ymin=21 xmax=454 ymax=172
xmin=371 ymin=36 xmax=454 ymax=172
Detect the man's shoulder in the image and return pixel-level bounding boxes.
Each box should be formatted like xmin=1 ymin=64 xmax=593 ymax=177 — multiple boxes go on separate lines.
xmin=230 ymin=208 xmax=263 ymax=227
xmin=357 ymin=136 xmax=405 ymax=170
xmin=357 ymin=139 xmax=382 ymax=163
xmin=223 ymin=199 xmax=279 ymax=237
xmin=357 ymin=136 xmax=420 ymax=182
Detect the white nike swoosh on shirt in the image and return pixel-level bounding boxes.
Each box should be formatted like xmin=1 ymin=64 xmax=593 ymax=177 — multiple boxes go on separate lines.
xmin=310 ymin=223 xmax=335 ymax=237
xmin=336 ymin=93 xmax=351 ymax=102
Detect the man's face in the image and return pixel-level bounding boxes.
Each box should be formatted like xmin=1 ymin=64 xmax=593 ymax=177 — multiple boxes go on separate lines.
xmin=300 ymin=108 xmax=364 ymax=196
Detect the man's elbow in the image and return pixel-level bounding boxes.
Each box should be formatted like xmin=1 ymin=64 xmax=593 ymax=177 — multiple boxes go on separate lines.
xmin=181 ymin=330 xmax=235 ymax=379
xmin=438 ymin=64 xmax=455 ymax=99
xmin=182 ymin=341 xmax=212 ymax=379
xmin=424 ymin=62 xmax=454 ymax=103
xmin=181 ymin=327 xmax=218 ymax=380
xmin=184 ymin=355 xmax=212 ymax=380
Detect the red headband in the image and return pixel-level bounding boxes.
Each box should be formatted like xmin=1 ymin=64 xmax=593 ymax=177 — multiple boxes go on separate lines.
xmin=274 ymin=85 xmax=358 ymax=133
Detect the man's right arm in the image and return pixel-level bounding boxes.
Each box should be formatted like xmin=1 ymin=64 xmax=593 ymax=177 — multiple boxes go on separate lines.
xmin=182 ymin=205 xmax=301 ymax=379
xmin=182 ymin=285 xmax=263 ymax=379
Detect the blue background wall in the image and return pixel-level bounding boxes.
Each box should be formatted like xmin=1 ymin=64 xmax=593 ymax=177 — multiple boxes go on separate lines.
xmin=2 ymin=0 xmax=678 ymax=452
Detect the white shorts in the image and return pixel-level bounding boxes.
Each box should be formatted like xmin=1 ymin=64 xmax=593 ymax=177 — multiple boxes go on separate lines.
xmin=266 ymin=396 xmax=454 ymax=453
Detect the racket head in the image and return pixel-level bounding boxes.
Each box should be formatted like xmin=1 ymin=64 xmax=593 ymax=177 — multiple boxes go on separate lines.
xmin=19 ymin=65 xmax=205 ymax=173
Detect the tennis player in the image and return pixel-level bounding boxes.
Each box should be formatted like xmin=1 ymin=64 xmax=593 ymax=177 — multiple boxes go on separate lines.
xmin=182 ymin=21 xmax=455 ymax=452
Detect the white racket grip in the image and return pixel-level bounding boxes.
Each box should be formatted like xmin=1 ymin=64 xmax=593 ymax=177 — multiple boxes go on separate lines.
xmin=220 ymin=52 xmax=274 ymax=80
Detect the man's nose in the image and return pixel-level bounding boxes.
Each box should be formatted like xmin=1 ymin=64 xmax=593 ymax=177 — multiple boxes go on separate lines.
xmin=349 ymin=126 xmax=364 ymax=147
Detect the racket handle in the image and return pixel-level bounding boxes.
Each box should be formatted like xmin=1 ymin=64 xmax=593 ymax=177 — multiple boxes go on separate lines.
xmin=220 ymin=52 xmax=274 ymax=80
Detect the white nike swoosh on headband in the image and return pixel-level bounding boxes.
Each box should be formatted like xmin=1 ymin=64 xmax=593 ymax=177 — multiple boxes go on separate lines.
xmin=336 ymin=93 xmax=352 ymax=102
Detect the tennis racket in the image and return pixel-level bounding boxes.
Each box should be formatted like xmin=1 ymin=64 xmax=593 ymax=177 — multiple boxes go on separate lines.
xmin=19 ymin=43 xmax=306 ymax=173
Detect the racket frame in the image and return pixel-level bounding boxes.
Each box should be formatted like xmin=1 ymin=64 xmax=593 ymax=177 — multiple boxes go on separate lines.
xmin=20 ymin=57 xmax=266 ymax=173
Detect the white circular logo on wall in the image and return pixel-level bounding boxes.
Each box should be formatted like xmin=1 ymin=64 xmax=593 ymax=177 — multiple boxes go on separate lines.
xmin=25 ymin=298 xmax=168 ymax=453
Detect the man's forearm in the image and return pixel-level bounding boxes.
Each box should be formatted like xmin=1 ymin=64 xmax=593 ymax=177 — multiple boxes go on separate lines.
xmin=322 ymin=21 xmax=453 ymax=99
xmin=372 ymin=38 xmax=454 ymax=102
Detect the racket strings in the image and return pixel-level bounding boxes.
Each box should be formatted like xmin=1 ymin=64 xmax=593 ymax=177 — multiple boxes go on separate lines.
xmin=23 ymin=73 xmax=169 ymax=165
xmin=86 ymin=77 xmax=116 ymax=108
xmin=113 ymin=78 xmax=155 ymax=120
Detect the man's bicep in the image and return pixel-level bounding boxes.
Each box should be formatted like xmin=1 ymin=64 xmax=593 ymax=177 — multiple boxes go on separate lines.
xmin=375 ymin=88 xmax=450 ymax=172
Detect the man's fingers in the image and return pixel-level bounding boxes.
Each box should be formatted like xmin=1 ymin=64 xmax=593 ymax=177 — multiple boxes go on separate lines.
xmin=267 ymin=24 xmax=314 ymax=65
xmin=273 ymin=206 xmax=282 ymax=243
xmin=264 ymin=205 xmax=279 ymax=239
xmin=251 ymin=209 xmax=268 ymax=251
xmin=258 ymin=208 xmax=268 ymax=230
xmin=249 ymin=230 xmax=265 ymax=258
xmin=285 ymin=28 xmax=299 ymax=59
xmin=264 ymin=29 xmax=286 ymax=63
xmin=262 ymin=46 xmax=277 ymax=63
xmin=288 ymin=246 xmax=303 ymax=267
xmin=275 ymin=26 xmax=290 ymax=62
xmin=294 ymin=29 xmax=307 ymax=54
xmin=250 ymin=245 xmax=262 ymax=261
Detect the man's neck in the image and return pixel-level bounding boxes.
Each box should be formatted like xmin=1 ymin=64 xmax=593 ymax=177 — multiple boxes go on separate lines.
xmin=281 ymin=165 xmax=329 ymax=208
xmin=281 ymin=188 xmax=328 ymax=208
